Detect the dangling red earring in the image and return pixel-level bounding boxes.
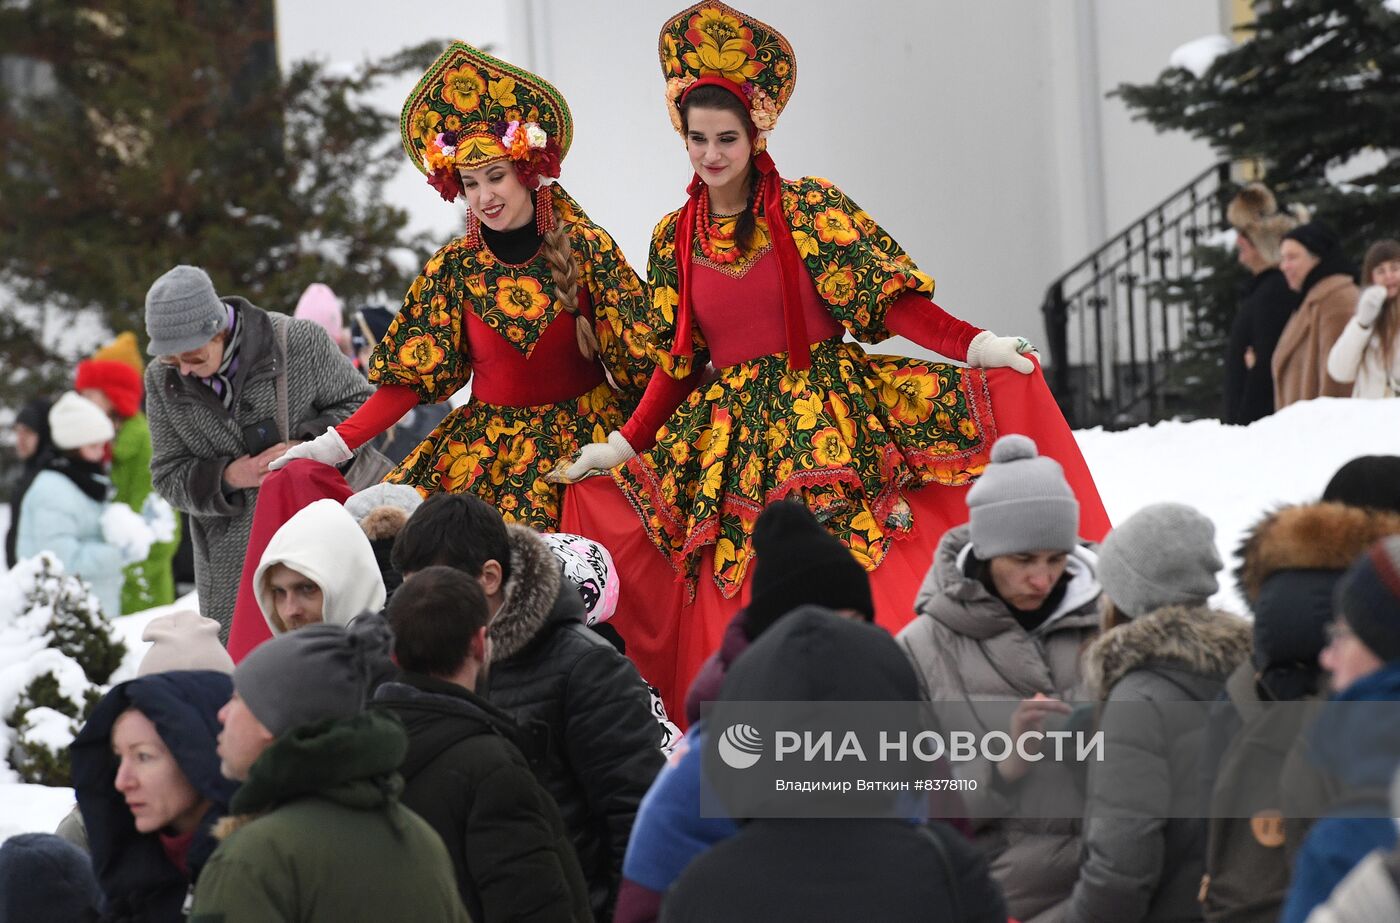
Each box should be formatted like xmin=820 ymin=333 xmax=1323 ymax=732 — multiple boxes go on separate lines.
xmin=464 ymin=206 xmax=482 ymax=250
xmin=535 ymin=184 xmax=557 ymax=236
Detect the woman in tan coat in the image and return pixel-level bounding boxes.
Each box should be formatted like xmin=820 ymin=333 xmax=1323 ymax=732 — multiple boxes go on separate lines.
xmin=899 ymin=435 xmax=1102 ymax=923
xmin=1273 ymin=221 xmax=1358 ymax=408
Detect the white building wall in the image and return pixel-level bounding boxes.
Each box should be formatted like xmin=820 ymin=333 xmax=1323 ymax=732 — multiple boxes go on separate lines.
xmin=508 ymin=0 xmax=1227 ymax=357
xmin=278 ymin=0 xmax=1230 ymax=355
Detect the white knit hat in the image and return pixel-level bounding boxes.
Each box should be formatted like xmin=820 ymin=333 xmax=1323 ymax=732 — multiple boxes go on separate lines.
xmin=137 ymin=611 xmax=235 ymax=676
xmin=48 ymin=392 xmax=116 ymax=450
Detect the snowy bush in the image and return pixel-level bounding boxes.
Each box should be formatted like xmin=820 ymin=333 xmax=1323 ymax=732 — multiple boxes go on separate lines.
xmin=0 ymin=553 xmax=126 ymax=786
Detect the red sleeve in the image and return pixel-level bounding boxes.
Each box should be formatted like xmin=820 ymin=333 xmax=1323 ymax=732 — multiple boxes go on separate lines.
xmin=333 ymin=385 xmax=420 ymax=450
xmin=885 ymin=292 xmax=983 ymax=362
xmin=619 ymin=365 xmax=704 ymax=452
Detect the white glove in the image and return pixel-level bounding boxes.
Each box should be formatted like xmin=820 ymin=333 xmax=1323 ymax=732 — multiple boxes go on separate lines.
xmin=268 ymin=427 xmax=352 ymax=470
xmin=1357 ymin=285 xmax=1388 ymax=328
xmin=966 ymin=330 xmax=1037 ymax=375
xmin=558 ymin=431 xmax=636 ymax=482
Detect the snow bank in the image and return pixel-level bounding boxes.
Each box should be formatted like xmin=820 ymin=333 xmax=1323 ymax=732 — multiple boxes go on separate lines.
xmin=1076 ymin=398 xmax=1400 ymax=613
xmin=1169 ymin=34 xmax=1232 ymax=78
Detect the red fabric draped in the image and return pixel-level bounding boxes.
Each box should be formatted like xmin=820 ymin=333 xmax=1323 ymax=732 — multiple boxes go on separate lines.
xmin=560 ymin=363 xmax=1110 ymax=726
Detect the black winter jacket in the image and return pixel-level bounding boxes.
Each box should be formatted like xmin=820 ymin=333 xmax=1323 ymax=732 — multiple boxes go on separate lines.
xmin=664 ymin=608 xmax=1006 ymax=923
xmin=1224 ymin=268 xmax=1300 ymax=425
xmin=70 ymin=671 xmax=238 ymax=923
xmin=483 ymin=526 xmax=664 ymax=922
xmin=373 ymin=673 xmax=594 ymax=923
xmin=663 ymin=819 xmax=1005 ymax=923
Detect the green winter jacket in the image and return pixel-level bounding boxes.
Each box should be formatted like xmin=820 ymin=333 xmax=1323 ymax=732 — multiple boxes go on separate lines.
xmin=190 ymin=711 xmax=471 ymax=922
xmin=112 ymin=412 xmax=180 ymax=613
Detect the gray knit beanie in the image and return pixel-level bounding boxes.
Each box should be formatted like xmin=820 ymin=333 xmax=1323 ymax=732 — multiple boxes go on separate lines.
xmin=145 ymin=265 xmax=228 ymax=356
xmin=344 ymin=482 xmax=424 ymax=525
xmin=966 ymin=434 xmax=1079 ymax=558
xmin=232 ymin=624 xmax=372 ymax=737
xmin=1097 ymin=502 xmax=1222 ymax=618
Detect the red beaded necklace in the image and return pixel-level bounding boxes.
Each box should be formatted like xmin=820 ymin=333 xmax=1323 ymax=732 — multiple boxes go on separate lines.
xmin=695 ymin=176 xmax=766 ymax=264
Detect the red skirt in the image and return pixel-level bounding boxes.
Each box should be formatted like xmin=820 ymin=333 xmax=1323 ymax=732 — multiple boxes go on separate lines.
xmin=560 ymin=364 xmax=1110 ymax=724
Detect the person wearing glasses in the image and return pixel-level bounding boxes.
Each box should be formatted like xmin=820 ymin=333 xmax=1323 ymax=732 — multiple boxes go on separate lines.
xmin=143 ymin=264 xmax=372 ymax=639
xmin=1279 ymin=536 xmax=1400 ymax=923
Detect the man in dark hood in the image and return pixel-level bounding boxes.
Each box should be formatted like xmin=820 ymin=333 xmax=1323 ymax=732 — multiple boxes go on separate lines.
xmin=662 ymin=607 xmax=1006 ymax=923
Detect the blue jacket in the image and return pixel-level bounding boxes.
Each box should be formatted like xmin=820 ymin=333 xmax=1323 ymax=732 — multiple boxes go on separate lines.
xmin=622 ymin=723 xmax=739 ymax=893
xmin=16 ymin=469 xmax=123 ymax=615
xmin=70 ymin=671 xmax=238 ymax=922
xmin=1279 ymin=663 xmax=1400 ymax=923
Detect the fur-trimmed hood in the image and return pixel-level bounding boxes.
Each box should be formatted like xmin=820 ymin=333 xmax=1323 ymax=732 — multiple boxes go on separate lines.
xmin=1236 ymin=502 xmax=1400 ymax=603
xmin=359 ymin=505 xmax=409 ymax=542
xmin=489 ymin=525 xmax=566 ymax=662
xmin=1083 ymin=606 xmax=1251 ymax=700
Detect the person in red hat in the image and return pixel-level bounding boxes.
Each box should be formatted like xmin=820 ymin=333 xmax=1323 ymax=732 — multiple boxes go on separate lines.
xmin=76 ymin=355 xmax=180 ymax=612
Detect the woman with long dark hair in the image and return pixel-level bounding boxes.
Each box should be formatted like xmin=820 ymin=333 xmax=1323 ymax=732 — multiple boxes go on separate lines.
xmin=564 ymin=3 xmax=1046 ymax=600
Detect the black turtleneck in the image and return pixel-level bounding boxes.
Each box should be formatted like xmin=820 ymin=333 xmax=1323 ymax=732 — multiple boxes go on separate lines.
xmin=479 ymin=216 xmax=544 ymax=265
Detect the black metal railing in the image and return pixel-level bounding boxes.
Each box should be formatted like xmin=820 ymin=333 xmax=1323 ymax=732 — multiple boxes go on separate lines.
xmin=1042 ymin=161 xmax=1233 ymax=428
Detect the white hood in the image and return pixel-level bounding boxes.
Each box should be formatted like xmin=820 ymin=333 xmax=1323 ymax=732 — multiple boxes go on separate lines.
xmin=253 ymin=498 xmax=386 ymax=634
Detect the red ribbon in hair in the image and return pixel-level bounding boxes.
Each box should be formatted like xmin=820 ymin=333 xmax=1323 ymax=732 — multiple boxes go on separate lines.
xmin=671 ymin=154 xmax=811 ymax=371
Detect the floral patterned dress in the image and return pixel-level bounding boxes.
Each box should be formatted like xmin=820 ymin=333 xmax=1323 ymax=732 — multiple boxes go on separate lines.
xmin=615 ymin=177 xmax=996 ymax=596
xmin=368 ymin=187 xmax=653 ymax=527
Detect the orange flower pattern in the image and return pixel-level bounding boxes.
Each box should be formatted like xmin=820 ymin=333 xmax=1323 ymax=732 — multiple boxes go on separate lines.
xmin=682 ymin=7 xmax=765 ymax=85
xmin=614 ymin=341 xmax=995 ymax=597
xmin=387 ymin=380 xmax=622 ymax=528
xmin=614 ymin=176 xmax=988 ymax=596
xmin=473 ymin=274 xmax=554 ymax=350
xmin=440 ymin=65 xmax=486 ymax=114
xmin=367 ymin=186 xmax=653 ymax=525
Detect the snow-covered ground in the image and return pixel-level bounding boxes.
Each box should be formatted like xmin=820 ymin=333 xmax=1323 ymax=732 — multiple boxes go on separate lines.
xmin=0 ymin=397 xmax=1396 ymax=843
xmin=0 ymin=596 xmax=189 ymax=843
xmin=1078 ymin=398 xmax=1400 ymax=613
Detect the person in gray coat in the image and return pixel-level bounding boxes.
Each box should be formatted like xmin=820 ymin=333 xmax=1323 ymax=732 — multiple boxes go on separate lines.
xmin=898 ymin=434 xmax=1102 ymax=923
xmin=1066 ymin=503 xmax=1252 ymax=923
xmin=144 ymin=266 xmax=372 ymax=637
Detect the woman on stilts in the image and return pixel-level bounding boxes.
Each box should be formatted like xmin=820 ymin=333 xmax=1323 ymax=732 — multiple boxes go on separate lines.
xmin=273 ymin=42 xmax=653 ymax=527
xmin=562 ymin=2 xmax=1044 ymax=601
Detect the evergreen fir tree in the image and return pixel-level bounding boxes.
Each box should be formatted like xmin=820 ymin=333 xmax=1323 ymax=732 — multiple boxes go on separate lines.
xmin=0 ymin=0 xmax=443 ymax=342
xmin=1118 ymin=0 xmax=1400 ymax=242
xmin=1112 ymin=0 xmax=1400 ymax=415
xmin=4 ymin=554 xmax=127 ymax=786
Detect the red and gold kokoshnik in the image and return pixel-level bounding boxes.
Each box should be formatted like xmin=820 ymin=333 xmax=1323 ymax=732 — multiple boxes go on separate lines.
xmin=659 ymin=2 xmax=796 ymax=140
xmin=401 ymin=41 xmax=574 ymax=200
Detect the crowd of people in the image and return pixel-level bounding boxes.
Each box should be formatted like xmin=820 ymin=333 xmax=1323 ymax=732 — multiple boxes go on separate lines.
xmin=1223 ymin=183 xmax=1400 ymax=424
xmin=1 ymin=433 xmax=1398 ymax=923
xmin=1 ymin=2 xmax=1398 ymax=922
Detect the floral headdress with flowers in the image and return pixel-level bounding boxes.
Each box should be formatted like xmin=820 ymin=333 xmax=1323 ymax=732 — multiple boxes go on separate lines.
xmin=659 ymin=2 xmax=795 ymax=152
xmin=401 ymin=41 xmax=573 ymax=204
